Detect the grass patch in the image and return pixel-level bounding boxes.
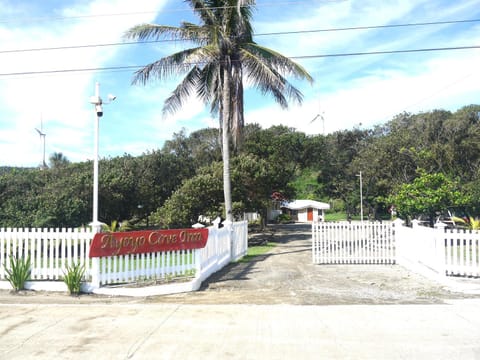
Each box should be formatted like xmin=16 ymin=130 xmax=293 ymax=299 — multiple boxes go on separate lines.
xmin=325 ymin=212 xmax=347 ymax=221
xmin=237 ymin=243 xmax=276 ymax=263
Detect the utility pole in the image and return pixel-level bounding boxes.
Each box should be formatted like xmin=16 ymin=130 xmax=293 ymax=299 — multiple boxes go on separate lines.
xmin=356 ymin=171 xmax=363 ymax=223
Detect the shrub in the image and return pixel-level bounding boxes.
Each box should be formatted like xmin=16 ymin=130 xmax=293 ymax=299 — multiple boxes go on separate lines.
xmin=63 ymin=262 xmax=85 ymax=296
xmin=277 ymin=214 xmax=292 ymax=223
xmin=5 ymin=254 xmax=31 ymax=291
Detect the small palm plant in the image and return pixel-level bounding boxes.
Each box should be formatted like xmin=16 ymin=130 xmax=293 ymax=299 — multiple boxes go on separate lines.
xmin=63 ymin=262 xmax=85 ymax=296
xmin=5 ymin=254 xmax=31 ymax=291
xmin=452 ymin=216 xmax=480 ymax=230
xmin=101 ymin=220 xmax=130 ymax=232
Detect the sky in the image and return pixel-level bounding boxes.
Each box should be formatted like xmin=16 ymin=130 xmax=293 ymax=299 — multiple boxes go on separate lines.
xmin=1 ymin=0 xmax=480 ymax=167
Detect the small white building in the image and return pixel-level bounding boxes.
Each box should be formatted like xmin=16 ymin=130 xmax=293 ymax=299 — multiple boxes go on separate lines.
xmin=283 ymin=200 xmax=330 ymax=222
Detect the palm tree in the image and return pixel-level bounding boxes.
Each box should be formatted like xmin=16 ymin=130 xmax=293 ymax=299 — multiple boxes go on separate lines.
xmin=49 ymin=152 xmax=70 ymax=168
xmin=124 ymin=0 xmax=313 ymax=222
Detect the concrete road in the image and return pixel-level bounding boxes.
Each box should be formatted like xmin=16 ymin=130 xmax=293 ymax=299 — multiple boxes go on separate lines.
xmin=1 ymin=299 xmax=480 ymax=360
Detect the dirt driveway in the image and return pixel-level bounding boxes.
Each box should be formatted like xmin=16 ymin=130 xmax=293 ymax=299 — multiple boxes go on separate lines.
xmin=0 ymin=223 xmax=477 ymax=305
xmin=157 ymin=223 xmax=476 ymax=305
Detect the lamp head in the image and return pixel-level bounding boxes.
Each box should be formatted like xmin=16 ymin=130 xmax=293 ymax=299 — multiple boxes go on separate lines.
xmin=95 ymin=104 xmax=103 ymax=117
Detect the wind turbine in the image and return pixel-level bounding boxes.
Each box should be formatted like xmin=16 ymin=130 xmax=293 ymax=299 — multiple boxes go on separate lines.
xmin=310 ymin=112 xmax=325 ymax=135
xmin=35 ymin=119 xmax=47 ymax=169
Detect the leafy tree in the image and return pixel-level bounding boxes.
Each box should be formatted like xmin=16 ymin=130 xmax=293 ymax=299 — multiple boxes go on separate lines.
xmin=0 ymin=168 xmax=45 ymax=227
xmin=443 ymin=105 xmax=480 ymax=180
xmin=301 ymin=134 xmax=328 ymax=169
xmin=98 ymin=155 xmax=138 ymax=224
xmin=289 ymin=168 xmax=323 ymax=200
xmin=124 ymin=0 xmax=312 ymax=223
xmin=33 ymin=162 xmax=91 ymax=227
xmin=318 ymin=129 xmax=370 ymax=216
xmin=387 ymin=171 xmax=469 ymax=226
xmin=231 ymin=153 xmax=287 ymax=223
xmin=242 ymin=125 xmax=301 ymax=200
xmin=152 ymin=164 xmax=224 ymax=228
xmin=151 ymin=152 xmax=291 ymax=228
xmin=133 ymin=150 xmax=195 ymax=226
xmin=162 ymin=127 xmax=221 ymax=169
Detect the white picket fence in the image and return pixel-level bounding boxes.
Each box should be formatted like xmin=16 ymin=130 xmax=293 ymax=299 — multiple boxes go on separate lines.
xmin=396 ymin=220 xmax=480 ymax=277
xmin=444 ymin=229 xmax=480 ymax=276
xmin=0 ymin=227 xmax=94 ymax=282
xmin=313 ymin=219 xmax=480 ymax=278
xmin=312 ymin=221 xmax=395 ymax=264
xmin=0 ymin=221 xmax=248 ymax=293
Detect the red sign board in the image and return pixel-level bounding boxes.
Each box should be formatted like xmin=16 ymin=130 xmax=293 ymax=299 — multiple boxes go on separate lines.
xmin=89 ymin=228 xmax=209 ymax=258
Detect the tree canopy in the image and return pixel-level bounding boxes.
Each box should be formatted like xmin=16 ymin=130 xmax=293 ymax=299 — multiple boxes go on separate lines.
xmin=2 ymin=105 xmax=480 ymax=228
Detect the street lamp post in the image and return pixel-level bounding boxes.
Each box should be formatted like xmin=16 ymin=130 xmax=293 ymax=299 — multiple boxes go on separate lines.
xmin=356 ymin=171 xmax=363 ymax=223
xmin=89 ymin=82 xmax=115 ymax=232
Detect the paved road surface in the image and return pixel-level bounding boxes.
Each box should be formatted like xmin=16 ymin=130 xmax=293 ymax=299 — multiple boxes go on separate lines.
xmin=1 ymin=300 xmax=480 ymax=359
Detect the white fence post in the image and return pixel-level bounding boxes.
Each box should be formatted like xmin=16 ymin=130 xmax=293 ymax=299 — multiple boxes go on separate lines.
xmin=89 ymin=226 xmax=100 ymax=289
xmin=433 ymin=222 xmax=447 ymax=276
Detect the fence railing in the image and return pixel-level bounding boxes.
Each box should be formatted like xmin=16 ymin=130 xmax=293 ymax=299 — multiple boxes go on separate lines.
xmin=0 ymin=221 xmax=248 ymax=292
xmin=313 ymin=219 xmax=480 ymax=278
xmin=395 ymin=220 xmax=444 ymax=276
xmin=396 ymin=220 xmax=480 ymax=277
xmin=0 ymin=227 xmax=94 ymax=281
xmin=94 ymin=249 xmax=197 ymax=286
xmin=312 ymin=221 xmax=395 ymax=265
xmin=444 ymin=228 xmax=480 ymax=276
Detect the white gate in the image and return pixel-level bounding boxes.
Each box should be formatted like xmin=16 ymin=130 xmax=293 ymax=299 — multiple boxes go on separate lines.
xmin=312 ymin=221 xmax=395 ymax=264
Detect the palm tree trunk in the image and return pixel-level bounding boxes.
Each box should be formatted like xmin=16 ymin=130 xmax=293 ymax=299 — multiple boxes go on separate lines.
xmin=222 ymin=67 xmax=233 ymax=223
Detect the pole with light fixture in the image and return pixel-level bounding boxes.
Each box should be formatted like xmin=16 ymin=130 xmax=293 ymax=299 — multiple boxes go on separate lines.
xmin=356 ymin=171 xmax=363 ymax=223
xmin=89 ymin=82 xmax=116 ymax=232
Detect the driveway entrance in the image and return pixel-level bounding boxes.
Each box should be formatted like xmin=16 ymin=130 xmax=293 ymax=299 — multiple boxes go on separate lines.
xmin=156 ymin=223 xmax=471 ymax=305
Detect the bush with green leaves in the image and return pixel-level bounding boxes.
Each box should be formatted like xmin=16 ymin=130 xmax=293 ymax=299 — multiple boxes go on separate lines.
xmin=277 ymin=214 xmax=293 ymax=223
xmin=63 ymin=262 xmax=85 ymax=295
xmin=5 ymin=254 xmax=31 ymax=291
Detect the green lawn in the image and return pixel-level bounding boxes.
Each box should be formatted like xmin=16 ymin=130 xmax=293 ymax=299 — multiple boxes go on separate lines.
xmin=237 ymin=242 xmax=276 ymax=263
xmin=325 ymin=212 xmax=348 ymax=221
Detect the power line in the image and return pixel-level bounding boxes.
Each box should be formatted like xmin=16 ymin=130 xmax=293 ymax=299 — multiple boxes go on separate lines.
xmin=1 ymin=44 xmax=479 ymax=78
xmin=2 ymin=18 xmax=480 ymax=55
xmin=0 ymin=40 xmax=170 ymax=54
xmin=291 ymin=45 xmax=480 ymax=59
xmin=256 ymin=18 xmax=480 ymax=36
xmin=0 ymin=65 xmax=141 ymax=77
xmin=0 ymin=0 xmax=347 ymax=24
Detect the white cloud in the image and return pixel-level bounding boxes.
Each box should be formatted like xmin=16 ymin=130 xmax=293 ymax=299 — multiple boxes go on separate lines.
xmin=1 ymin=0 xmax=480 ymax=167
xmin=0 ymin=0 xmax=168 ymax=167
xmin=246 ymin=45 xmax=480 ymax=135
